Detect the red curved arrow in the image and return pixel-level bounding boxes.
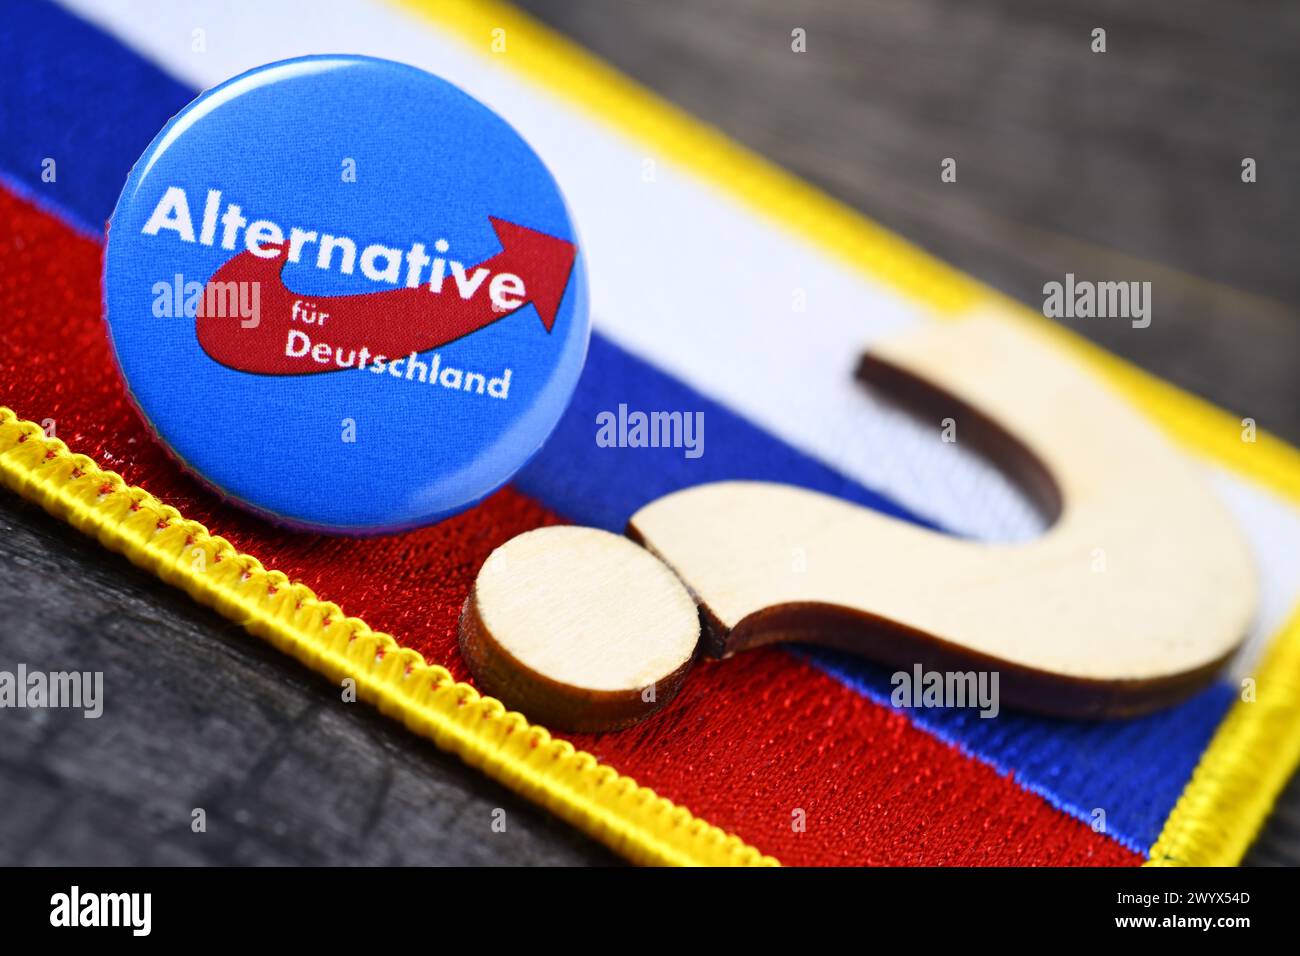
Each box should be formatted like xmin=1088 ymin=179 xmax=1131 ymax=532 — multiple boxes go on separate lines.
xmin=195 ymin=217 xmax=575 ymax=375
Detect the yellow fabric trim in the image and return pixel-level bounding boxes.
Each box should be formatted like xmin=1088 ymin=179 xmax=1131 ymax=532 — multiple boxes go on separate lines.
xmin=0 ymin=407 xmax=777 ymax=867
xmin=392 ymin=0 xmax=1300 ymax=866
xmin=1147 ymin=604 xmax=1300 ymax=865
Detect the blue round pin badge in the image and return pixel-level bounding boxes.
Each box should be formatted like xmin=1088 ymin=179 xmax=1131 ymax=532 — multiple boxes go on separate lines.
xmin=104 ymin=55 xmax=588 ymax=534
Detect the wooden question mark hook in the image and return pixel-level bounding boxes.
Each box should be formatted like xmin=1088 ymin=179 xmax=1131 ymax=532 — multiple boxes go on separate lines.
xmin=459 ymin=312 xmax=1257 ymax=731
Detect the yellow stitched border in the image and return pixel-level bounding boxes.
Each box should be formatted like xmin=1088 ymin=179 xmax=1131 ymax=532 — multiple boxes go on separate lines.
xmin=1148 ymin=604 xmax=1300 ymax=865
xmin=395 ymin=0 xmax=1300 ymax=865
xmin=0 ymin=407 xmax=777 ymax=867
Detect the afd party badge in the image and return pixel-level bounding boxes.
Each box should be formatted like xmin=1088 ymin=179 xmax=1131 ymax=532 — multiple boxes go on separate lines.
xmin=104 ymin=55 xmax=588 ymax=534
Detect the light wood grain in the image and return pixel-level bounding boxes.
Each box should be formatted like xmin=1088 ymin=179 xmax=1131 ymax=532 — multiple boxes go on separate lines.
xmin=460 ymin=526 xmax=700 ymax=731
xmin=629 ymin=311 xmax=1257 ymax=717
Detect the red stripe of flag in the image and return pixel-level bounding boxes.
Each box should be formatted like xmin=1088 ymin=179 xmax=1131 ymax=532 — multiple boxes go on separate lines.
xmin=0 ymin=186 xmax=1138 ymax=865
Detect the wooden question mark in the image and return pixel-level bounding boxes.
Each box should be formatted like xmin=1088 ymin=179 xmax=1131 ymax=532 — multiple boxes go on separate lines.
xmin=460 ymin=311 xmax=1256 ymax=731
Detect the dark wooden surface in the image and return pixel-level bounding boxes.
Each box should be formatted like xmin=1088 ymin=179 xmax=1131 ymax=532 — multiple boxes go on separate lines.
xmin=0 ymin=496 xmax=616 ymax=865
xmin=515 ymin=0 xmax=1300 ymax=443
xmin=1 ymin=0 xmax=1297 ymax=865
